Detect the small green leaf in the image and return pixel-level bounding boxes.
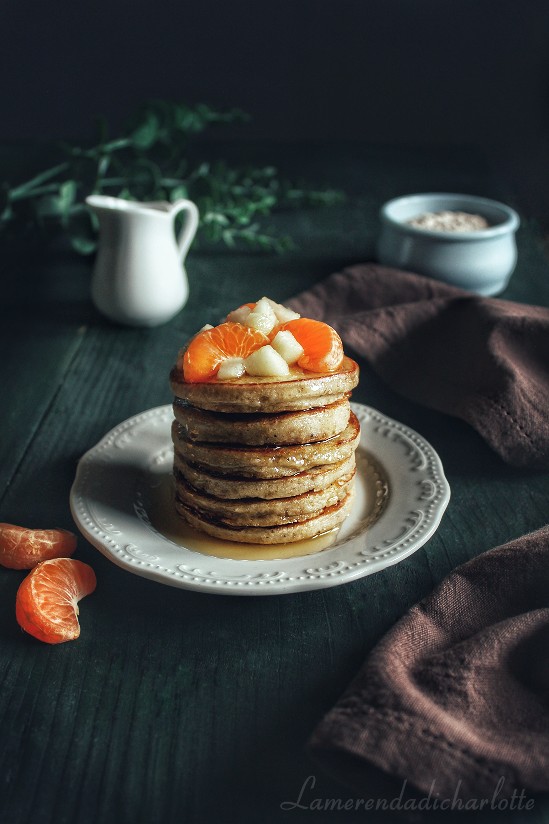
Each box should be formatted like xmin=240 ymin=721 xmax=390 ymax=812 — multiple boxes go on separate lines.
xmin=97 ymin=155 xmax=111 ymax=178
xmin=221 ymin=229 xmax=235 ymax=247
xmin=58 ymin=180 xmax=77 ymax=212
xmin=194 ymin=162 xmax=210 ymax=178
xmin=131 ymin=112 xmax=160 ymax=149
xmin=70 ymin=234 xmax=97 ymax=255
xmin=170 ymin=184 xmax=188 ymax=201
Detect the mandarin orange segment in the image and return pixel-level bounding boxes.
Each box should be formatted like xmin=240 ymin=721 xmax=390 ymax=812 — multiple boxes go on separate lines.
xmin=183 ymin=322 xmax=268 ymax=382
xmin=0 ymin=523 xmax=77 ymax=570
xmin=16 ymin=558 xmax=97 ymax=644
xmin=281 ymin=318 xmax=344 ymax=373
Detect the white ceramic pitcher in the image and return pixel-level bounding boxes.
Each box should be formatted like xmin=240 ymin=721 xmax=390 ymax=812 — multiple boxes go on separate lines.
xmin=86 ymin=195 xmax=199 ymax=326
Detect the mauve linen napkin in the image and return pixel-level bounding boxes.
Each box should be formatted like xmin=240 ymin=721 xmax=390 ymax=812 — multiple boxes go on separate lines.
xmin=288 ymin=264 xmax=549 ymax=468
xmin=308 ymin=526 xmax=549 ymax=799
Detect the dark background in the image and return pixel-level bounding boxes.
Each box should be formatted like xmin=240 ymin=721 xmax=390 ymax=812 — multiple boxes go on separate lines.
xmin=2 ymin=5 xmax=549 ymax=823
xmin=2 ymin=0 xmax=548 ymax=145
xmin=3 ymin=0 xmax=549 ymax=217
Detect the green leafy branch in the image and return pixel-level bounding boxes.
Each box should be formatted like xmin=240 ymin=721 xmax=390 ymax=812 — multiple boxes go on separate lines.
xmin=1 ymin=101 xmax=344 ymax=254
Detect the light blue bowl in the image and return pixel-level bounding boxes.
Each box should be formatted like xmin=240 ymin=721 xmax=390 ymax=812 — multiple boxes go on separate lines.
xmin=377 ymin=193 xmax=520 ymax=295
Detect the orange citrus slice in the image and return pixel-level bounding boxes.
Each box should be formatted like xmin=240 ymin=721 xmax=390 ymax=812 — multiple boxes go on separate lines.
xmin=281 ymin=318 xmax=344 ymax=372
xmin=183 ymin=322 xmax=268 ymax=382
xmin=16 ymin=558 xmax=97 ymax=644
xmin=0 ymin=523 xmax=77 ymax=570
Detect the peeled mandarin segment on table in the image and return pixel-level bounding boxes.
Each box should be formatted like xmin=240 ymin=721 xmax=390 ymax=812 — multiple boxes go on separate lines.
xmin=170 ymin=296 xmax=360 ymax=545
xmin=0 ymin=523 xmax=77 ymax=570
xmin=16 ymin=558 xmax=97 ymax=644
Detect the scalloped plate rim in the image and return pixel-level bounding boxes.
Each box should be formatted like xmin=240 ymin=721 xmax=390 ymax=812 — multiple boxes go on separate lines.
xmin=69 ymin=403 xmax=450 ymax=595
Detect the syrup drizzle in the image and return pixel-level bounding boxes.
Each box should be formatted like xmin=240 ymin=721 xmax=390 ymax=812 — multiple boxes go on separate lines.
xmin=144 ymin=450 xmax=388 ymax=562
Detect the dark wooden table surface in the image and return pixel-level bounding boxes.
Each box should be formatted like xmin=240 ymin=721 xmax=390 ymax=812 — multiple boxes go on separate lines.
xmin=1 ymin=142 xmax=548 ymax=824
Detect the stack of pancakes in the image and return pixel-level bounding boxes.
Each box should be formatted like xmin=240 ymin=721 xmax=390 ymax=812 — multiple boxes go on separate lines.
xmin=169 ymin=356 xmax=360 ymax=544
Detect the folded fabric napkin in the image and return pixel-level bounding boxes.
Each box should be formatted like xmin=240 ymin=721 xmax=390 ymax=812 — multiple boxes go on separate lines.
xmin=309 ymin=525 xmax=549 ymax=800
xmin=289 ymin=264 xmax=549 ymax=468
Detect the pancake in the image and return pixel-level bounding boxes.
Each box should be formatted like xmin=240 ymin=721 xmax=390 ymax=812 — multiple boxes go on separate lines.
xmin=175 ymin=489 xmax=355 ymax=544
xmin=171 ymin=412 xmax=361 ymax=479
xmin=173 ymin=453 xmax=357 ymax=500
xmin=170 ymin=356 xmax=359 ymax=413
xmin=172 ymin=397 xmax=350 ymax=446
xmin=175 ymin=470 xmax=355 ymax=527
xmin=170 ymin=305 xmax=361 ymax=546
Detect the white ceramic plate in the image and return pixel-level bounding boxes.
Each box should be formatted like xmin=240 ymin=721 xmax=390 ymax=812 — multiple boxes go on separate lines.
xmin=70 ymin=404 xmax=450 ymax=595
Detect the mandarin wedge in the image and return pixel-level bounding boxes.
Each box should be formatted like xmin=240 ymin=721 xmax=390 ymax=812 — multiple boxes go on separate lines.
xmin=183 ymin=322 xmax=268 ymax=382
xmin=0 ymin=523 xmax=77 ymax=570
xmin=280 ymin=318 xmax=344 ymax=372
xmin=16 ymin=558 xmax=97 ymax=644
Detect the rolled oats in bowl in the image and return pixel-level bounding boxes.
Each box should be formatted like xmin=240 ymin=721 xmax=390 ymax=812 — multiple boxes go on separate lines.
xmin=407 ymin=210 xmax=490 ymax=232
xmin=377 ymin=193 xmax=520 ymax=295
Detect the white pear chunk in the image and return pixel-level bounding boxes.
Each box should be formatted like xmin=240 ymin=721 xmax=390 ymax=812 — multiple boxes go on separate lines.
xmin=198 ymin=323 xmax=214 ymax=332
xmin=226 ymin=305 xmax=252 ymax=324
xmin=271 ymin=330 xmax=304 ymax=364
xmin=245 ymin=297 xmax=277 ymax=335
xmin=244 ymin=345 xmax=290 ymax=377
xmin=216 ymin=357 xmax=246 ymax=380
xmin=264 ymin=297 xmax=300 ymax=323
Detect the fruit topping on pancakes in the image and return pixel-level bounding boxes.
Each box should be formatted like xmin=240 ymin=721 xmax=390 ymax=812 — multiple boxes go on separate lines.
xmin=181 ymin=297 xmax=344 ymax=383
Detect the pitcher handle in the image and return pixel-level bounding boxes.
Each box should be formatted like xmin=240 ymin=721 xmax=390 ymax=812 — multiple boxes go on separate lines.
xmin=171 ymin=199 xmax=200 ymax=261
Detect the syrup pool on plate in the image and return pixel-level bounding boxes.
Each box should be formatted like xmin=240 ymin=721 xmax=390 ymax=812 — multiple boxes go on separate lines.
xmin=142 ymin=449 xmax=389 ymax=561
